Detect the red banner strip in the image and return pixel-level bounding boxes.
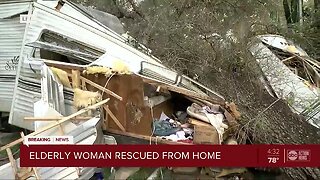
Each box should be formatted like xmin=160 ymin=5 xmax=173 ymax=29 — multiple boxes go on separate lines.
xmin=20 ymin=145 xmax=319 ymax=167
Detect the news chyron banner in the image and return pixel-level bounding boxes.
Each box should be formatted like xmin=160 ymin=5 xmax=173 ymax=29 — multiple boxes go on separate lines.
xmin=20 ymin=140 xmax=320 ymax=167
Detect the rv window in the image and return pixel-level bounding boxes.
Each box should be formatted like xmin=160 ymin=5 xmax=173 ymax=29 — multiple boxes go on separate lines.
xmin=33 ymin=30 xmax=105 ymax=64
xmin=39 ymin=30 xmax=104 ymax=57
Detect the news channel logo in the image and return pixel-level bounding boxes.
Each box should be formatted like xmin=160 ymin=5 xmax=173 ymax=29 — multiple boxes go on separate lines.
xmin=287 ymin=150 xmax=310 ymax=162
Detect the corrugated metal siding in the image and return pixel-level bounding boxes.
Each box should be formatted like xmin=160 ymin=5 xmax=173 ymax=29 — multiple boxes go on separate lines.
xmin=0 ymin=2 xmax=31 ymax=112
xmin=0 ymin=77 xmax=15 ymax=111
xmin=0 ymin=1 xmax=30 ymax=19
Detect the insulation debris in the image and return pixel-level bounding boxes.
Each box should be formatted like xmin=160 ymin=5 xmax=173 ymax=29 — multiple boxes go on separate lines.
xmin=84 ymin=60 xmax=131 ymax=76
xmin=73 ymin=88 xmax=102 ymax=108
xmin=50 ymin=67 xmax=72 ymax=88
xmin=112 ymin=60 xmax=131 ymax=74
xmin=84 ymin=66 xmax=113 ymax=76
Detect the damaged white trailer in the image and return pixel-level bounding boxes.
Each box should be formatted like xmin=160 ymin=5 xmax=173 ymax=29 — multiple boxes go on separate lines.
xmin=8 ymin=0 xmax=222 ymax=131
xmin=8 ymin=0 xmax=167 ymax=131
xmin=250 ymin=35 xmax=320 ymax=128
xmin=0 ymin=1 xmax=226 ymax=179
xmin=0 ymin=1 xmax=32 ymax=112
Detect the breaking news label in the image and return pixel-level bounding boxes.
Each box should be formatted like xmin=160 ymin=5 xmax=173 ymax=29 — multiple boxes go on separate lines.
xmin=19 ymin=143 xmax=320 ymax=167
xmin=23 ymin=136 xmax=74 ymax=146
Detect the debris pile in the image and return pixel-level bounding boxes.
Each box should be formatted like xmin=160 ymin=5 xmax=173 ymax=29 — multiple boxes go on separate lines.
xmin=0 ymin=1 xmax=319 ymax=180
xmin=0 ymin=1 xmax=242 ymax=179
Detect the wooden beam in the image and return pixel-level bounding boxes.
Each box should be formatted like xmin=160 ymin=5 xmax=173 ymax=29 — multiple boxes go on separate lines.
xmin=80 ymin=76 xmax=123 ymax=101
xmin=104 ymin=105 xmax=125 ymax=132
xmin=0 ymin=98 xmax=110 ymax=152
xmin=6 ymin=148 xmax=17 ymax=176
xmin=32 ymin=168 xmax=40 ymax=180
xmin=81 ymin=78 xmax=87 ymax=90
xmin=18 ymin=132 xmax=40 ymax=180
xmin=106 ymin=129 xmax=192 ymax=145
xmin=24 ymin=116 xmax=92 ymax=121
xmin=17 ymin=168 xmax=33 ymax=180
xmin=72 ymin=70 xmax=81 ymax=89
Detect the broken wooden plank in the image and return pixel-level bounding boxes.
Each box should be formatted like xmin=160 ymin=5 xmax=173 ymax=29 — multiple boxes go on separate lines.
xmin=140 ymin=73 xmax=225 ymax=101
xmin=81 ymin=78 xmax=87 ymax=90
xmin=24 ymin=116 xmax=92 ymax=121
xmin=6 ymin=148 xmax=17 ymax=176
xmin=181 ymin=74 xmax=225 ymax=101
xmin=17 ymin=167 xmax=33 ymax=180
xmin=104 ymin=105 xmax=125 ymax=132
xmin=19 ymin=132 xmax=40 ymax=180
xmin=0 ymin=98 xmax=110 ymax=152
xmin=32 ymin=168 xmax=40 ymax=180
xmin=72 ymin=70 xmax=81 ymax=88
xmin=80 ymin=76 xmax=123 ymax=101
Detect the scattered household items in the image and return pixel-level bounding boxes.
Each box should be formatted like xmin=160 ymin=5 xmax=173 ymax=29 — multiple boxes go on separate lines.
xmin=0 ymin=0 xmax=245 ymax=179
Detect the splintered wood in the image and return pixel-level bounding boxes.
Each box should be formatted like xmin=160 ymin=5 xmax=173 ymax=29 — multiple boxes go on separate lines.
xmin=71 ymin=70 xmax=80 ymax=88
xmin=104 ymin=105 xmax=125 ymax=132
xmin=15 ymin=132 xmax=40 ymax=180
xmin=80 ymin=76 xmax=123 ymax=101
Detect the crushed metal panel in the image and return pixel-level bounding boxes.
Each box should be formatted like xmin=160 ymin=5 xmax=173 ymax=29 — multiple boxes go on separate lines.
xmin=257 ymin=34 xmax=309 ymax=57
xmin=37 ymin=0 xmax=126 ymax=43
xmin=250 ymin=42 xmax=320 ymax=128
xmin=10 ymin=60 xmax=76 ymax=130
xmin=40 ymin=63 xmax=66 ymax=115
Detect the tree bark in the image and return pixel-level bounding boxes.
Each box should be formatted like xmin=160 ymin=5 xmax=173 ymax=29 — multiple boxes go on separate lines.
xmin=315 ymin=0 xmax=320 ymax=10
